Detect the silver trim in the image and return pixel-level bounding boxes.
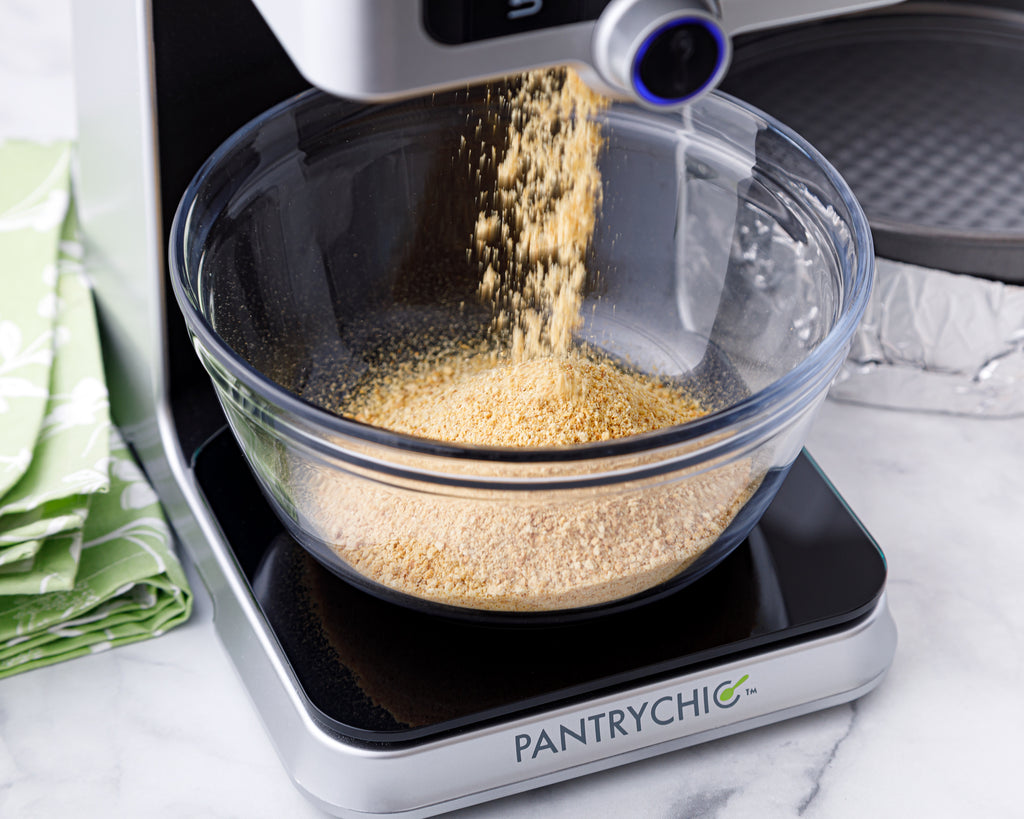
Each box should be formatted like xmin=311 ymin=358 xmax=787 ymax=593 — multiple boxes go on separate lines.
xmin=171 ymin=436 xmax=897 ymax=818
xmin=72 ymin=0 xmax=165 ymax=452
xmin=247 ymin=0 xmax=901 ymax=106
xmin=74 ymin=3 xmax=896 ymax=815
xmin=591 ymin=0 xmax=730 ymax=103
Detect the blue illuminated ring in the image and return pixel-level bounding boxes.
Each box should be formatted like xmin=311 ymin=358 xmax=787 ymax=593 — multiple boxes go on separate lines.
xmin=631 ymin=16 xmax=728 ymax=106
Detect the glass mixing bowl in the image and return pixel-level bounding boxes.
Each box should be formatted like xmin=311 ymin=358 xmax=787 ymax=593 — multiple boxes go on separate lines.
xmin=170 ymin=84 xmax=873 ymax=622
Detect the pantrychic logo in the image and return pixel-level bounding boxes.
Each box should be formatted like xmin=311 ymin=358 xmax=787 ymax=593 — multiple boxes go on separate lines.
xmin=513 ymin=674 xmax=754 ymax=763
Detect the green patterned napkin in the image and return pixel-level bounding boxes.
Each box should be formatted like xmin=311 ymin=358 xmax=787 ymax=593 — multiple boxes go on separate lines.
xmin=0 ymin=429 xmax=191 ymax=676
xmin=0 ymin=141 xmax=67 ymax=499
xmin=0 ymin=209 xmax=111 ymax=587
xmin=0 ymin=139 xmax=192 ymax=677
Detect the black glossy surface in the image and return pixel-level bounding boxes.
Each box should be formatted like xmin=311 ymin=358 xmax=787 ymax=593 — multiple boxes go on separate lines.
xmin=423 ymin=0 xmax=613 ymax=44
xmin=153 ymin=0 xmax=311 ymax=456
xmin=194 ymin=428 xmax=886 ymax=745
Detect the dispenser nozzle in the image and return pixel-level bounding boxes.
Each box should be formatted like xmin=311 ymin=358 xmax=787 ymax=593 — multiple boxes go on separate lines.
xmin=593 ymin=0 xmax=730 ymax=107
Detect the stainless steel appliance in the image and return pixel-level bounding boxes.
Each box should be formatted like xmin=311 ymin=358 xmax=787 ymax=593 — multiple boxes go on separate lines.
xmin=71 ymin=2 xmax=900 ymax=815
xmin=249 ymin=0 xmax=899 ymax=106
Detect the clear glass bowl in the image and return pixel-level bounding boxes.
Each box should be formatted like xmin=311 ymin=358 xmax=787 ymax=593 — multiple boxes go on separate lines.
xmin=170 ymin=85 xmax=873 ymax=622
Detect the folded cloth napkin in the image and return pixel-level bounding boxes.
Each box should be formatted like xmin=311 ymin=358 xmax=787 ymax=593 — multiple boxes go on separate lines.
xmin=0 ymin=141 xmax=66 ymax=499
xmin=0 ymin=206 xmax=110 ymax=590
xmin=0 ymin=428 xmax=191 ymax=677
xmin=0 ymin=139 xmax=191 ymax=677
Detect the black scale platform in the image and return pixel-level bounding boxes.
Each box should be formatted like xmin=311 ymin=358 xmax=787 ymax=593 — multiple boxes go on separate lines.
xmin=193 ymin=429 xmax=886 ymax=745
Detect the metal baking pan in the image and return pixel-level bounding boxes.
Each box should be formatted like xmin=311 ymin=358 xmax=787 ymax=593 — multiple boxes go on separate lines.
xmin=722 ymin=1 xmax=1024 ymax=282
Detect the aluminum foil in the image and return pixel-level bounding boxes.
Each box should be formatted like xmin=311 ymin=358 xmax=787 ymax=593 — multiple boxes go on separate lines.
xmin=830 ymin=258 xmax=1024 ymax=418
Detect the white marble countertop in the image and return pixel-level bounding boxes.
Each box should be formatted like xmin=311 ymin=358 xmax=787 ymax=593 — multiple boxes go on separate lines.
xmin=2 ymin=2 xmax=1023 ymax=816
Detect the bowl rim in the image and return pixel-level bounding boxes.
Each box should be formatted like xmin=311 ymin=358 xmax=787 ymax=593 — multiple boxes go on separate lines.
xmin=168 ymin=87 xmax=874 ymax=465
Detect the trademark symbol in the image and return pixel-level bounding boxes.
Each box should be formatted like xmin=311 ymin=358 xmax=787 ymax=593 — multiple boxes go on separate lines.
xmin=745 ymin=687 xmax=757 ymax=696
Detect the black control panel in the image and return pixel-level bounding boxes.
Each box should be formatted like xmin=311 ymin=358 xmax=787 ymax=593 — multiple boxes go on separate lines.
xmin=423 ymin=0 xmax=613 ymax=44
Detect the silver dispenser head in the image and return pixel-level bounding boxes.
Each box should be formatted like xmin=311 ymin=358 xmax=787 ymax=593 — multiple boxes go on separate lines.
xmin=250 ymin=0 xmax=900 ymax=108
xmin=591 ymin=0 xmax=731 ymax=105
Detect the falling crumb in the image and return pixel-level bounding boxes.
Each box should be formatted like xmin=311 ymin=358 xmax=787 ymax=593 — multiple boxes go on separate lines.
xmin=472 ymin=67 xmax=605 ymax=364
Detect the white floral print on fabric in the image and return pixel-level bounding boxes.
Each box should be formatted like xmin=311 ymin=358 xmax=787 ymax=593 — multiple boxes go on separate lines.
xmin=0 ymin=320 xmax=51 ymax=412
xmin=0 ymin=205 xmax=110 ymax=582
xmin=1 ymin=206 xmax=109 ymax=499
xmin=0 ymin=142 xmax=69 ymax=497
xmin=0 ymin=141 xmax=190 ymax=675
xmin=0 ymin=428 xmax=191 ymax=676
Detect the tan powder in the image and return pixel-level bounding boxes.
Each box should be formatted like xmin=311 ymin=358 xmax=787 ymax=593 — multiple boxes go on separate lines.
xmin=301 ymin=458 xmax=756 ymax=612
xmin=348 ymin=348 xmax=707 ymax=447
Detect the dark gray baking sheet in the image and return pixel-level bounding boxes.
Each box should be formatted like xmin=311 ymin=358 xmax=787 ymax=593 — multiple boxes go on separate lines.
xmin=722 ymin=1 xmax=1024 ymax=282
